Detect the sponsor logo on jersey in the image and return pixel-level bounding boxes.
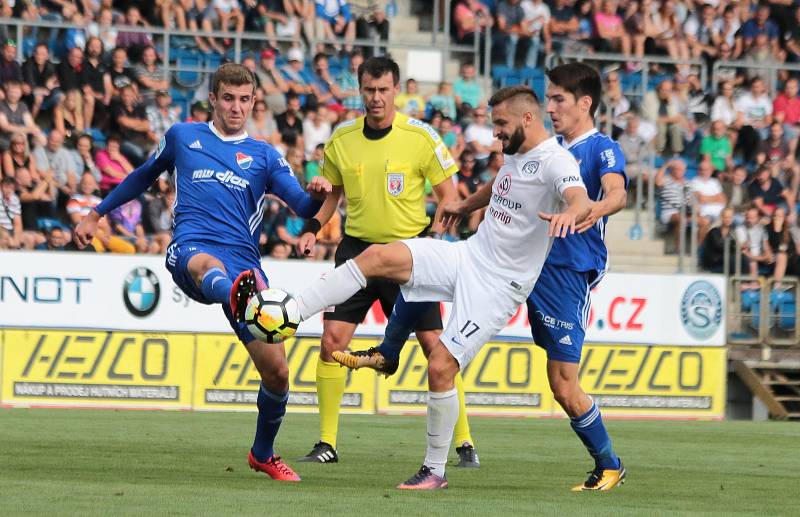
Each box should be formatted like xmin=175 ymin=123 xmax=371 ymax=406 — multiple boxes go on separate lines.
xmin=680 ymin=280 xmax=722 ymax=340
xmin=558 ymin=335 xmax=573 ymax=346
xmin=407 ymin=118 xmax=441 ymax=142
xmin=216 ymin=170 xmax=250 ymax=189
xmin=558 ymin=175 xmax=583 ymax=186
xmin=236 ymin=152 xmax=253 ymax=170
xmin=534 ymin=310 xmax=575 ymax=330
xmin=192 ymin=169 xmax=215 ymax=180
xmin=491 ymin=193 xmax=522 ymax=211
xmin=496 ymin=173 xmax=512 ymax=196
xmin=189 ymin=139 xmax=202 ymax=150
xmin=521 ymin=160 xmax=539 ymax=176
xmin=435 ymin=143 xmax=455 ymax=170
xmin=601 ymin=148 xmax=616 ymax=168
xmin=488 ymin=206 xmax=511 ymax=225
xmin=387 ymin=173 xmax=404 ymax=196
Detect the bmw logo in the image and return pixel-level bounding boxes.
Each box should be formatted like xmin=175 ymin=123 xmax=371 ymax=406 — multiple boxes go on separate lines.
xmin=123 ymin=267 xmax=161 ymax=318
xmin=680 ymin=280 xmax=722 ymax=340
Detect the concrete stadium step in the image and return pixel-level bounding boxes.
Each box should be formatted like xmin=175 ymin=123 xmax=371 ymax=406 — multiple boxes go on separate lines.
xmin=606 ymin=238 xmax=665 ymax=256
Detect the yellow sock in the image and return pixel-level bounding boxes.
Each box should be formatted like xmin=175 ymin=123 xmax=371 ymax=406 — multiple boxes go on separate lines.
xmin=316 ymin=357 xmax=347 ymax=448
xmin=453 ymin=372 xmax=474 ymax=446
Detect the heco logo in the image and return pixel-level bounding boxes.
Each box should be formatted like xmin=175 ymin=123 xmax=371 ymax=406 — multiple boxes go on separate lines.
xmin=192 ymin=169 xmax=250 ymax=189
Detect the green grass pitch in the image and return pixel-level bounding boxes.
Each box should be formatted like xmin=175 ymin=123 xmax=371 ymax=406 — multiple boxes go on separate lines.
xmin=1 ymin=408 xmax=797 ymax=516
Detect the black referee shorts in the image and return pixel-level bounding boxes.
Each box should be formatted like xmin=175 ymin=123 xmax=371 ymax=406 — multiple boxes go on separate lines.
xmin=323 ymin=234 xmax=443 ymax=331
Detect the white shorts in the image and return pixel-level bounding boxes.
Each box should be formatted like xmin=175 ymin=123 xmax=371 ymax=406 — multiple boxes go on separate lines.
xmin=400 ymin=238 xmax=533 ymax=368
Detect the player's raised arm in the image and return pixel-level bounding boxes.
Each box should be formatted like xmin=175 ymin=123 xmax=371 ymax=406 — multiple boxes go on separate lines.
xmin=297 ymin=184 xmax=343 ymax=256
xmin=73 ymin=126 xmax=178 ymax=248
xmin=575 ymin=142 xmax=628 ymax=233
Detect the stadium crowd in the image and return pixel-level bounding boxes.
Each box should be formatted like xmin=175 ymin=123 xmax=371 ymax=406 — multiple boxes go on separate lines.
xmin=0 ymin=0 xmax=798 ymax=284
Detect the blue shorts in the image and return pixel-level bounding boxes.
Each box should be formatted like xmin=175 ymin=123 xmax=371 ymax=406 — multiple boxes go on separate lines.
xmin=526 ymin=264 xmax=602 ymax=363
xmin=165 ymin=242 xmax=268 ymax=344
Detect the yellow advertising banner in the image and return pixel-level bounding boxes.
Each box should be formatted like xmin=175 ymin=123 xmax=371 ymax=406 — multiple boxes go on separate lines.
xmin=1 ymin=329 xmax=194 ymax=408
xmin=193 ymin=335 xmax=377 ymax=413
xmin=377 ymin=341 xmax=554 ymax=415
xmin=577 ymin=344 xmax=727 ymax=418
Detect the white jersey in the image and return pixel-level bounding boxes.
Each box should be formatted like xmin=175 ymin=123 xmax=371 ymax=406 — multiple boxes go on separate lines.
xmin=466 ymin=137 xmax=585 ymax=282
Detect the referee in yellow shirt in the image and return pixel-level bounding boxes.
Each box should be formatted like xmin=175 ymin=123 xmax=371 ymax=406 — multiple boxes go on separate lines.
xmin=297 ymin=57 xmax=479 ymax=467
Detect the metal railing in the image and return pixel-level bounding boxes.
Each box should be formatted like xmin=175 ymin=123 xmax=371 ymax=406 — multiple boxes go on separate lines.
xmin=727 ymin=275 xmax=799 ymax=350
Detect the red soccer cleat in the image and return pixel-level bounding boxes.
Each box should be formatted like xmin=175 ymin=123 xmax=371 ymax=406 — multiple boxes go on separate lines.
xmin=248 ymin=451 xmax=301 ymax=482
xmin=229 ymin=269 xmax=267 ymax=321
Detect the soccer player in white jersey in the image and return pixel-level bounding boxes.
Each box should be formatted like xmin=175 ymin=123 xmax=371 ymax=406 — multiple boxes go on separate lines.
xmin=292 ymin=86 xmax=591 ymax=489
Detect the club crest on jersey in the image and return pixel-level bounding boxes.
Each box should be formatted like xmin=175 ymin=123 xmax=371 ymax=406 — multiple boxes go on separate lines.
xmin=236 ymin=152 xmax=253 ymax=170
xmin=387 ymin=173 xmax=404 ymax=196
xmin=521 ymin=161 xmax=539 ymax=176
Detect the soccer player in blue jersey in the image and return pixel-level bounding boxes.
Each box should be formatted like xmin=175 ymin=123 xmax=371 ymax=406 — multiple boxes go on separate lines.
xmin=73 ymin=63 xmax=332 ymax=482
xmin=333 ymin=62 xmax=628 ymax=491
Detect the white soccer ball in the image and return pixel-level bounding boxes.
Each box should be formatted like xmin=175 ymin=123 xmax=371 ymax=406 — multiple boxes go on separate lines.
xmin=244 ymin=288 xmax=300 ymax=343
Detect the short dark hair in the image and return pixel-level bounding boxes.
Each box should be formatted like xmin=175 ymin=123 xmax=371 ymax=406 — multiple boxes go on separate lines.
xmin=358 ymin=56 xmax=400 ymax=86
xmin=1 ymin=176 xmax=15 ymax=187
xmin=488 ymin=85 xmax=539 ymax=108
xmin=211 ymin=63 xmax=256 ymax=96
xmin=546 ymin=63 xmax=602 ymax=117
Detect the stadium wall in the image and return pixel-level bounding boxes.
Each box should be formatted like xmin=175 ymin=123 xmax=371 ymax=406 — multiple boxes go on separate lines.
xmin=0 ymin=252 xmax=727 ymax=418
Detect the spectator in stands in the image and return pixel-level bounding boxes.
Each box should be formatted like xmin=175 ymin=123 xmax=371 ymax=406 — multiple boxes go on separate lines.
xmin=315 ymin=0 xmax=356 ymax=53
xmin=618 ymin=113 xmax=649 ymax=205
xmin=685 ymin=3 xmax=718 ymax=59
xmin=712 ymin=5 xmax=741 ymax=54
xmin=0 ymin=80 xmax=46 ymax=152
xmin=700 ymin=120 xmax=734 ymax=173
xmin=315 ymin=204 xmax=342 ymax=260
xmin=82 ymin=36 xmax=112 ymax=128
xmin=109 ymin=197 xmax=153 ymax=253
xmin=494 ymin=0 xmax=531 ymax=68
xmin=186 ymin=100 xmax=211 ymax=123
xmin=134 ymin=45 xmax=169 ymax=106
xmin=147 ymin=90 xmax=181 ymax=142
xmin=756 ymin=122 xmax=799 ymax=195
xmin=648 ymin=0 xmax=690 ymax=73
xmin=305 ymin=142 xmax=324 ymax=181
xmin=700 ymin=207 xmax=740 ymax=273
xmin=96 ymin=133 xmax=135 ymax=194
xmin=736 ymin=77 xmax=774 ymax=163
xmin=352 ymin=1 xmax=389 ymax=57
xmin=395 ymin=78 xmax=426 ymax=119
xmin=0 ymin=176 xmax=22 ymax=248
xmin=108 ymin=47 xmax=137 ymax=98
xmin=642 ymin=79 xmax=685 ymax=155
xmin=15 ymin=165 xmax=56 ymax=236
xmin=111 ymin=84 xmax=156 ymax=166
xmin=284 ymin=145 xmax=306 ymax=185
xmin=276 ymin=91 xmax=305 ymax=149
xmin=482 ymin=151 xmax=503 ymax=182
xmin=656 ymin=158 xmax=701 ymax=245
xmin=464 ymin=106 xmax=499 ymax=171
xmin=56 ymin=46 xmax=86 ymax=95
xmin=749 ymin=163 xmax=793 ymax=219
xmin=598 ymin=70 xmax=630 ymax=138
xmin=453 ymin=0 xmax=493 ymax=51
xmin=272 ymin=205 xmax=304 ymax=255
xmin=66 ymin=172 xmax=134 ymax=254
xmin=456 ymin=150 xmax=484 ymax=234
xmin=742 ymin=34 xmax=784 ymax=80
xmin=739 ymin=2 xmax=781 ymax=59
xmin=336 ymin=49 xmax=363 ymax=112
xmin=681 ymin=71 xmax=711 ymax=124
xmin=714 ymin=43 xmax=743 ymax=86
xmin=212 ymin=0 xmax=246 ymax=34
xmin=593 ymin=0 xmax=632 ymax=63
xmin=548 ymin=0 xmax=579 ymax=52
xmin=281 ymin=47 xmax=315 ymax=100
xmin=428 ymin=81 xmax=457 ymax=120
xmin=245 ymin=99 xmax=279 ymax=144
xmin=116 ymin=6 xmax=154 ymax=62
xmin=22 ymin=43 xmax=61 ymax=120
xmin=736 ymin=205 xmax=772 ymax=276
xmin=454 ymin=62 xmax=483 ymax=118
xmin=309 ymin=52 xmax=339 ymax=106
xmin=767 ymin=206 xmax=800 ymax=285
xmin=33 ymin=129 xmax=77 ymax=202
xmin=773 ymin=78 xmax=800 ymax=142
xmin=144 ymin=188 xmax=174 ymax=254
xmin=784 ymin=6 xmax=800 ymax=63
xmin=302 ymin=105 xmax=332 ymax=159
xmin=710 ymin=80 xmax=738 ymax=127
xmin=0 ymin=39 xmax=22 ymax=101
xmin=690 ymin=158 xmax=726 ymax=240
xmin=71 ymin=133 xmax=101 ymax=183
xmin=53 ymin=89 xmax=86 ymax=145
xmin=440 ymin=116 xmax=465 ymax=161
xmin=86 ymin=7 xmax=118 ymax=56
xmin=63 ymin=4 xmax=87 ymax=52
xmin=34 ymin=226 xmax=68 ymax=251
xmin=256 ymin=49 xmax=290 ymax=115
xmin=521 ymin=0 xmax=551 ymax=67
xmin=2 ymin=132 xmax=37 ymax=180
xmin=254 ymin=0 xmax=296 ymax=49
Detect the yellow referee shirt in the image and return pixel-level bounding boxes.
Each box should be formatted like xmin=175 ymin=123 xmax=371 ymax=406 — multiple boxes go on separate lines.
xmin=323 ymin=112 xmax=458 ymax=243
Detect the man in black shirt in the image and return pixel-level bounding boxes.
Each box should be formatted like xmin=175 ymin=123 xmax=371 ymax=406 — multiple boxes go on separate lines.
xmin=0 ymin=39 xmax=22 ymax=102
xmin=81 ymin=37 xmax=112 ymax=128
xmin=56 ymin=47 xmax=87 ymax=93
xmin=111 ymin=84 xmax=155 ymax=166
xmin=22 ymin=43 xmax=62 ymax=119
xmin=748 ymin=164 xmax=794 ymax=217
xmin=275 ymin=92 xmax=304 ymax=148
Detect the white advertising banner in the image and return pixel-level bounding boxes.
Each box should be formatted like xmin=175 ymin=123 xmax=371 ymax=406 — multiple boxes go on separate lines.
xmin=0 ymin=252 xmax=726 ymax=346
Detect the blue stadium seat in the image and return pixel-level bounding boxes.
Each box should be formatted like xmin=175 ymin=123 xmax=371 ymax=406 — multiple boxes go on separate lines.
xmin=170 ymin=88 xmax=191 ymax=121
xmin=175 ymin=49 xmax=204 ymax=88
xmin=491 ymin=65 xmax=513 ymax=87
xmin=518 ymin=67 xmax=546 ymax=99
xmin=741 ymin=289 xmax=761 ymax=331
xmin=770 ymin=290 xmax=796 ymax=331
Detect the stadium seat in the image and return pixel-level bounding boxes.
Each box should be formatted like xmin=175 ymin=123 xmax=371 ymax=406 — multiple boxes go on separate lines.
xmin=491 ymin=65 xmax=513 ymax=87
xmin=518 ymin=67 xmax=546 ymax=99
xmin=770 ymin=290 xmax=796 ymax=331
xmin=175 ymin=49 xmax=204 ymax=88
xmin=170 ymin=88 xmax=191 ymax=121
xmin=741 ymin=289 xmax=761 ymax=331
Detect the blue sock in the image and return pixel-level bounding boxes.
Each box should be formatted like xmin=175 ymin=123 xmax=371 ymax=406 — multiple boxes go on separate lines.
xmin=200 ymin=267 xmax=232 ymax=305
xmin=570 ymin=402 xmax=620 ymax=470
xmin=251 ymin=384 xmax=288 ymax=462
xmin=376 ymin=294 xmax=433 ymax=361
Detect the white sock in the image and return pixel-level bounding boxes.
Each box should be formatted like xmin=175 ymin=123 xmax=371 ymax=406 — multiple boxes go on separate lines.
xmin=295 ymin=259 xmax=367 ymax=320
xmin=424 ymin=388 xmax=458 ymax=477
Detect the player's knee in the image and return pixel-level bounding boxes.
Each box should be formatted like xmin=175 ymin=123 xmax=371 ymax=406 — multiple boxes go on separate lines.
xmin=320 ymin=332 xmax=348 ymax=357
xmin=262 ymin=364 xmax=289 ymax=392
xmin=551 ymin=381 xmax=583 ymax=414
xmin=427 ymin=350 xmax=458 ymax=390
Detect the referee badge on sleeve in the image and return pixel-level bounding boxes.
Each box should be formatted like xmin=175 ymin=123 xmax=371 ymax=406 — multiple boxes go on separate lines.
xmin=387 ymin=173 xmax=404 ymax=196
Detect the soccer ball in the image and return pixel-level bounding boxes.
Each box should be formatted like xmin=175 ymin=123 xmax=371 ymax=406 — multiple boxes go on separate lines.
xmin=244 ymin=288 xmax=301 ymax=343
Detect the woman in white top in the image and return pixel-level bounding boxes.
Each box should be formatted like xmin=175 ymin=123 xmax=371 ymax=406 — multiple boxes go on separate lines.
xmin=710 ymin=80 xmax=739 ymax=126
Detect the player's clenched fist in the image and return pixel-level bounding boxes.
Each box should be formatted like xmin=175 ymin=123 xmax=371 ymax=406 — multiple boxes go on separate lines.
xmin=73 ymin=210 xmax=102 ymax=249
xmin=305 ymin=176 xmax=333 ymax=200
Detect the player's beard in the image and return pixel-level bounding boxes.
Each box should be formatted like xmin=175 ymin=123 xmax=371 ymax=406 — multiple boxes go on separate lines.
xmin=501 ymin=124 xmax=526 ymax=155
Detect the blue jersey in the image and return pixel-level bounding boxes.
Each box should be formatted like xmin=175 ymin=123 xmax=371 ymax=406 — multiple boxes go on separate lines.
xmin=544 ymin=128 xmax=627 ymax=273
xmin=96 ymin=122 xmax=321 ymax=264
